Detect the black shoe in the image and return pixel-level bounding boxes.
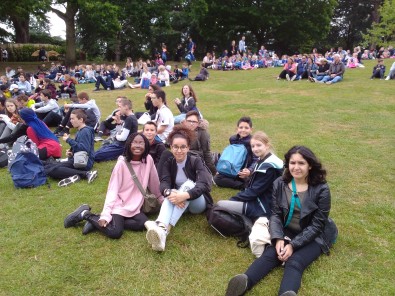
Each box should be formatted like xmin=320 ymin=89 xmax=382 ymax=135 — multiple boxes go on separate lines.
xmin=225 ymin=274 xmax=248 ymax=296
xmin=93 ymin=88 xmax=100 ymax=92
xmin=64 ymin=204 xmax=91 ymax=228
xmin=82 ymin=221 xmax=96 ymax=235
xmin=279 ymin=291 xmax=297 ymax=296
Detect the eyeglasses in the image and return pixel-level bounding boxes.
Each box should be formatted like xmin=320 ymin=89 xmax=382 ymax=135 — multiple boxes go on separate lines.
xmin=171 ymin=145 xmax=188 ymax=151
xmin=186 ymin=120 xmax=199 ymax=125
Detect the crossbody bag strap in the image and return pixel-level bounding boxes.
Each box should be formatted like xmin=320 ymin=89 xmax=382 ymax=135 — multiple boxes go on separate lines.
xmin=124 ymin=159 xmax=147 ymax=196
xmin=284 ymin=178 xmax=302 ymax=227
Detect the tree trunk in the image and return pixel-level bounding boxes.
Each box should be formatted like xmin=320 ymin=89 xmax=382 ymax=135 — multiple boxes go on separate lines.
xmin=52 ymin=1 xmax=79 ymax=66
xmin=114 ymin=32 xmax=121 ymax=62
xmin=10 ymin=15 xmax=30 ymax=43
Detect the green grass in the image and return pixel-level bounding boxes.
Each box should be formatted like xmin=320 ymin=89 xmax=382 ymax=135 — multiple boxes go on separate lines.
xmin=0 ymin=60 xmax=394 ymax=295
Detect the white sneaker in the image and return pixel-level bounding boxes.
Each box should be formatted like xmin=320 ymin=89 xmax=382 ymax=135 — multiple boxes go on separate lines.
xmin=146 ymin=225 xmax=167 ymax=252
xmin=144 ymin=220 xmax=158 ymax=232
xmin=286 ymin=74 xmax=290 ymax=81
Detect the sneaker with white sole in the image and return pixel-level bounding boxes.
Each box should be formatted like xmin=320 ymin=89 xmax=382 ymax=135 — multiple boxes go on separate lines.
xmin=94 ymin=136 xmax=104 ymax=142
xmin=225 ymin=274 xmax=248 ymax=296
xmin=86 ymin=171 xmax=98 ymax=184
xmin=291 ymin=75 xmax=296 ymax=81
xmin=286 ymin=74 xmax=290 ymax=81
xmin=146 ymin=225 xmax=167 ymax=252
xmin=64 ymin=204 xmax=91 ymax=228
xmin=58 ymin=175 xmax=81 ymax=187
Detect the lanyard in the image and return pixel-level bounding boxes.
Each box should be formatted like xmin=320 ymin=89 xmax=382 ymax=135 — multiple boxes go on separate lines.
xmin=284 ymin=178 xmax=302 ymax=227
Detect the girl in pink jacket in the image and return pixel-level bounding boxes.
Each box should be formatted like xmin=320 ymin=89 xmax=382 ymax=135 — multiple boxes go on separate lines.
xmin=64 ymin=133 xmax=164 ymax=239
xmin=277 ymin=58 xmax=297 ymax=81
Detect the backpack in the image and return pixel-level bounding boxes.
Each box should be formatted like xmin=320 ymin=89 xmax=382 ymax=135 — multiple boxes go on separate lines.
xmin=0 ymin=148 xmax=8 ymax=168
xmin=216 ymin=144 xmax=247 ymax=177
xmin=206 ymin=204 xmax=253 ymax=248
xmin=8 ymin=136 xmax=47 ymax=188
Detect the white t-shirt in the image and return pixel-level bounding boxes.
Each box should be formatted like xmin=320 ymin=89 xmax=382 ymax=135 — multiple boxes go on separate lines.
xmin=155 ymin=104 xmax=174 ymax=143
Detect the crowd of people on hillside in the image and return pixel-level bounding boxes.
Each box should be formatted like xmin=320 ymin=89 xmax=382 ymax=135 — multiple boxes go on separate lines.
xmin=1 ymin=39 xmax=393 ymax=295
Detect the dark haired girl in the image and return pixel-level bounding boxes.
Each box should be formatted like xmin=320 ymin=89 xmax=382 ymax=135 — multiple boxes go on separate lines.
xmin=226 ymin=145 xmax=338 ymax=296
xmin=144 ymin=125 xmax=213 ymax=251
xmin=64 ymin=133 xmax=164 ymax=239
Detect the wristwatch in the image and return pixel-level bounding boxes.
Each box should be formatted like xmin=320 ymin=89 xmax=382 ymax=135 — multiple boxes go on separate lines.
xmin=164 ymin=189 xmax=171 ymax=197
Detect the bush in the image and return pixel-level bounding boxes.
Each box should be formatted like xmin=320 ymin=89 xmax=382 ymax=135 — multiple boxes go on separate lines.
xmin=4 ymin=44 xmax=66 ymax=62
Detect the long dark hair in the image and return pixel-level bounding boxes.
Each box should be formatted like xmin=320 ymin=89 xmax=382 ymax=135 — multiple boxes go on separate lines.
xmin=282 ymin=145 xmax=327 ymax=185
xmin=123 ymin=133 xmax=150 ymax=162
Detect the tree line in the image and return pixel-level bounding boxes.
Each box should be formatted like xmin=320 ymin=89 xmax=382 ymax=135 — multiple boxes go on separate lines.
xmin=0 ymin=0 xmax=393 ymax=65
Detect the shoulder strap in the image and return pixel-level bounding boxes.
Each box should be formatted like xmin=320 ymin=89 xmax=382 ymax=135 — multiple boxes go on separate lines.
xmin=124 ymin=159 xmax=147 ymax=196
xmin=284 ymin=178 xmax=302 ymax=227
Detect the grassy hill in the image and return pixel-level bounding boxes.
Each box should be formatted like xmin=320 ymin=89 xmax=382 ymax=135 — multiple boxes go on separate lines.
xmin=0 ymin=60 xmax=394 ymax=295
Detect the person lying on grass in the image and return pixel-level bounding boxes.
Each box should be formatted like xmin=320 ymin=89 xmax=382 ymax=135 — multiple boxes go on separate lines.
xmin=64 ymin=133 xmax=163 ymax=239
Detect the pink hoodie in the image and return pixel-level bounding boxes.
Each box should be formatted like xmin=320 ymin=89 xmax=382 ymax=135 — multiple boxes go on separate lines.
xmin=100 ymin=155 xmax=164 ymax=223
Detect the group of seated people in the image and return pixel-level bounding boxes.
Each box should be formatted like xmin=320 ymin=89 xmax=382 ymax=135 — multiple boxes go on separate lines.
xmin=0 ymin=54 xmax=345 ymax=295
xmin=60 ymin=112 xmax=338 ymax=296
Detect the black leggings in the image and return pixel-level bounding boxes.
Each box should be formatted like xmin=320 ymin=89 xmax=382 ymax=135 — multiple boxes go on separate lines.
xmin=245 ymin=241 xmax=322 ymax=295
xmin=278 ymin=70 xmax=295 ymax=79
xmin=85 ymin=212 xmax=148 ymax=239
xmin=44 ymin=160 xmax=89 ymax=180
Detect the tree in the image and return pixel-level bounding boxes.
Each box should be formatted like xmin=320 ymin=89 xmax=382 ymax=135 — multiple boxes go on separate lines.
xmin=51 ymin=1 xmax=79 ymax=66
xmin=363 ymin=0 xmax=395 ymax=48
xmin=192 ymin=0 xmax=337 ymax=55
xmin=327 ymin=0 xmax=383 ymax=50
xmin=0 ymin=0 xmax=50 ymax=43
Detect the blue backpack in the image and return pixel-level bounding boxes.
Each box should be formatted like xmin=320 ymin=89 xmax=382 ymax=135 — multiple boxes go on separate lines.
xmin=216 ymin=144 xmax=248 ymax=177
xmin=8 ymin=136 xmax=47 ymax=189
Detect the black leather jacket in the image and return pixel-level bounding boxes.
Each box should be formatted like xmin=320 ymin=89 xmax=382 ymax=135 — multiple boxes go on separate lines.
xmin=269 ymin=177 xmax=338 ymax=254
xmin=160 ymin=154 xmax=213 ymax=205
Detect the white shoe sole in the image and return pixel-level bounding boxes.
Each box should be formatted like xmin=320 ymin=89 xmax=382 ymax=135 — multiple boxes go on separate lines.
xmin=146 ymin=229 xmax=164 ymax=252
xmin=58 ymin=175 xmax=80 ymax=187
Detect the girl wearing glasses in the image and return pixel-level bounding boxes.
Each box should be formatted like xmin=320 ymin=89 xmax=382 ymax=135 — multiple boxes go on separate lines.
xmin=144 ymin=125 xmax=213 ymax=252
xmin=225 ymin=146 xmax=338 ymax=296
xmin=173 ymin=84 xmax=199 ymax=124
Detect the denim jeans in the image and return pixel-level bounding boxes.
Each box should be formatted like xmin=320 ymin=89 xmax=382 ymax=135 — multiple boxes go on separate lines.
xmin=157 ymin=195 xmax=207 ymax=227
xmin=174 ymin=113 xmax=186 ymax=124
xmin=321 ymin=75 xmax=343 ymax=83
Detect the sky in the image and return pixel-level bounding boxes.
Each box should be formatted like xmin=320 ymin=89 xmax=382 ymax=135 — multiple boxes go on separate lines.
xmin=48 ymin=11 xmax=66 ymax=39
xmin=0 ymin=6 xmax=66 ymax=41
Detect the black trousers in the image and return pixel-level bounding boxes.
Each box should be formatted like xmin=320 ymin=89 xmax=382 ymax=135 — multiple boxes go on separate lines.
xmin=85 ymin=212 xmax=148 ymax=239
xmin=36 ymin=111 xmax=62 ymax=127
xmin=44 ymin=160 xmax=89 ymax=180
xmin=279 ymin=69 xmax=295 ymax=79
xmin=245 ymin=241 xmax=322 ymax=295
xmin=213 ymin=173 xmax=246 ymax=190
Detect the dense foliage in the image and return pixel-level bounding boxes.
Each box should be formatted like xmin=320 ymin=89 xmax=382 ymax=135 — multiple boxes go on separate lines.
xmin=0 ymin=0 xmax=392 ymax=63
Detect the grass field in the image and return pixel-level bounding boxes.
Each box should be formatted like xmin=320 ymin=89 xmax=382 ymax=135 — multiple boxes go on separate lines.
xmin=0 ymin=60 xmax=394 ymax=296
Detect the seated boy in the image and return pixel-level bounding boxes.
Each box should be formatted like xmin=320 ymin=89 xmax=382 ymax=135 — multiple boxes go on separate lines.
xmin=142 ymin=121 xmax=166 ymax=166
xmin=213 ymin=116 xmax=258 ymax=190
xmin=370 ymin=59 xmax=386 ymax=80
xmin=44 ymin=109 xmax=97 ymax=187
xmin=94 ymin=98 xmax=137 ymax=162
xmin=33 ymin=89 xmax=62 ymax=127
xmin=54 ymin=92 xmax=101 ymax=136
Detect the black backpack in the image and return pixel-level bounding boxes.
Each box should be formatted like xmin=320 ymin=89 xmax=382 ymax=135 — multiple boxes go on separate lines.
xmin=206 ymin=204 xmax=253 ymax=248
